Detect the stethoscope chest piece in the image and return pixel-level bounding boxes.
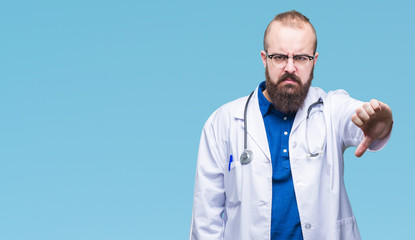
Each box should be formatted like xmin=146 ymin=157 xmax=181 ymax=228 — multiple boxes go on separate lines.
xmin=240 ymin=150 xmax=253 ymax=165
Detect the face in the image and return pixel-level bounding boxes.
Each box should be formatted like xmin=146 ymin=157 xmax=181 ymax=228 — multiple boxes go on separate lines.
xmin=261 ymin=22 xmax=319 ymax=113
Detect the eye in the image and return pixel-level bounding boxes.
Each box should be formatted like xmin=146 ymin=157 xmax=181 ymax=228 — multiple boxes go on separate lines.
xmin=293 ymin=55 xmax=309 ymax=61
xmin=273 ymin=55 xmax=287 ymax=61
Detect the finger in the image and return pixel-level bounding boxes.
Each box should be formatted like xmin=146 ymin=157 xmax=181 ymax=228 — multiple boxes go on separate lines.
xmin=362 ymin=102 xmax=376 ymax=118
xmin=355 ymin=135 xmax=374 ymax=157
xmin=351 ymin=113 xmax=364 ymax=127
xmin=370 ymin=99 xmax=381 ymax=112
xmin=355 ymin=106 xmax=370 ymax=123
xmin=379 ymin=101 xmax=393 ymax=116
xmin=378 ymin=100 xmax=388 ymax=109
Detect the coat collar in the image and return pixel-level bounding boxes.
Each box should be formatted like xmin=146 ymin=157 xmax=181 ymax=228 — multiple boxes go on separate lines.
xmin=291 ymin=87 xmax=324 ymax=134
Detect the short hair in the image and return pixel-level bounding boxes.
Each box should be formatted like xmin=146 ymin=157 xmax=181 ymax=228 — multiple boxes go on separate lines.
xmin=263 ymin=10 xmax=317 ymax=53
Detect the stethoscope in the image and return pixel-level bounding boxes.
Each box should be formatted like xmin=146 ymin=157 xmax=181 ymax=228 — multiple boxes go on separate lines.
xmin=240 ymin=90 xmax=326 ymax=165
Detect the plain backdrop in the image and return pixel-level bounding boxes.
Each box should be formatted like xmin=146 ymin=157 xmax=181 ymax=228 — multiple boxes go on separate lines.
xmin=0 ymin=0 xmax=413 ymax=239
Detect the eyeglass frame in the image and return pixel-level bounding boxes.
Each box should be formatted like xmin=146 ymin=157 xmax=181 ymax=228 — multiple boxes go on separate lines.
xmin=265 ymin=52 xmax=315 ymax=68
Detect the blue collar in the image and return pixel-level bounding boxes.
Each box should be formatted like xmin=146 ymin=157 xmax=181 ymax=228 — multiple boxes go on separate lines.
xmin=258 ymin=81 xmax=273 ymax=117
xmin=258 ymin=81 xmax=294 ymax=118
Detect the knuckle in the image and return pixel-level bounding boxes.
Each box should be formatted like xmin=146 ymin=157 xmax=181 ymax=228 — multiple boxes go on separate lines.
xmin=370 ymin=99 xmax=381 ymax=111
xmin=367 ymin=109 xmax=376 ymax=117
xmin=351 ymin=115 xmax=363 ymax=126
xmin=362 ymin=102 xmax=370 ymax=108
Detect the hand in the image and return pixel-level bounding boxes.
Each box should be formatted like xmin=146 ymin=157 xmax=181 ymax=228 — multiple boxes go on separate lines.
xmin=351 ymin=99 xmax=393 ymax=157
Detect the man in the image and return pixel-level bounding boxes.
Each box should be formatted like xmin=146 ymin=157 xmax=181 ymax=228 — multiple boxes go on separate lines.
xmin=190 ymin=10 xmax=393 ymax=240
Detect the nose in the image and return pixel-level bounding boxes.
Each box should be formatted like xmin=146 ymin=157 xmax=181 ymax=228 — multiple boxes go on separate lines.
xmin=284 ymin=58 xmax=296 ymax=73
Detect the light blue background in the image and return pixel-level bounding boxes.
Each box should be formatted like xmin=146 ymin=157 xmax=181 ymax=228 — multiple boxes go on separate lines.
xmin=0 ymin=0 xmax=412 ymax=239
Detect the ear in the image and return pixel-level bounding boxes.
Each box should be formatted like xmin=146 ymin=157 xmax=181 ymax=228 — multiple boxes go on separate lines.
xmin=260 ymin=50 xmax=267 ymax=68
xmin=313 ymin=52 xmax=319 ymax=66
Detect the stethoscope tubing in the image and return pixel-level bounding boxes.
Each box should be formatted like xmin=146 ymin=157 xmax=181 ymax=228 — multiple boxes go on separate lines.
xmin=241 ymin=89 xmax=325 ymax=164
xmin=243 ymin=91 xmax=255 ymax=150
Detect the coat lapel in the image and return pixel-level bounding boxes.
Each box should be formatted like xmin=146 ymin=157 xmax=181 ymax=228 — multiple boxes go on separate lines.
xmin=235 ymin=87 xmax=271 ymax=161
xmin=291 ymin=87 xmax=322 ymax=134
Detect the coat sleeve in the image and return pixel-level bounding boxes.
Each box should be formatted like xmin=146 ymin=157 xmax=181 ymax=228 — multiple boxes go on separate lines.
xmin=331 ymin=90 xmax=391 ymax=151
xmin=190 ymin=113 xmax=227 ymax=240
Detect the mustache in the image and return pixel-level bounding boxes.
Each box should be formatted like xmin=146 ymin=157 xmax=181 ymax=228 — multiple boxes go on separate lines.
xmin=278 ymin=73 xmax=301 ymax=84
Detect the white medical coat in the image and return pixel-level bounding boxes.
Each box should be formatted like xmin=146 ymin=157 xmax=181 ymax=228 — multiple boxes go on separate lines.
xmin=190 ymin=86 xmax=390 ymax=240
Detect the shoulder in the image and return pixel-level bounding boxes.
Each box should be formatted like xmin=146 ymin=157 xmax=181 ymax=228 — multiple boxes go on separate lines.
xmin=308 ymin=87 xmax=353 ymax=100
xmin=306 ymin=87 xmax=363 ymax=118
xmin=324 ymin=89 xmax=363 ymax=108
xmin=204 ymin=95 xmax=248 ymax=128
xmin=308 ymin=86 xmax=362 ymax=106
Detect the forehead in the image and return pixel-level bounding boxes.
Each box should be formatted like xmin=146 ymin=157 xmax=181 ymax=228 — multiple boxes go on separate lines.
xmin=267 ymin=21 xmax=315 ymax=54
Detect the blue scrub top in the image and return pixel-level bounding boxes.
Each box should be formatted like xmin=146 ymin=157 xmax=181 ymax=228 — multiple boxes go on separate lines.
xmin=257 ymin=81 xmax=303 ymax=240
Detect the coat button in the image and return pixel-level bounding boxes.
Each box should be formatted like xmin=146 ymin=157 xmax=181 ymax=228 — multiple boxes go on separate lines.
xmin=305 ymin=223 xmax=311 ymax=229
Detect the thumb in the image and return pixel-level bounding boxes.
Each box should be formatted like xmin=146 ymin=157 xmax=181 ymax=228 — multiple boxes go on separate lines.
xmin=355 ymin=135 xmax=374 ymax=157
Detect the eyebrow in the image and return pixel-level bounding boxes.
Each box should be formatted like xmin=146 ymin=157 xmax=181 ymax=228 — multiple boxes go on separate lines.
xmin=269 ymin=52 xmax=313 ymax=56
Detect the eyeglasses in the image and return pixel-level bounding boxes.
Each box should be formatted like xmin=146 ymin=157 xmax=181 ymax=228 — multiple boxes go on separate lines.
xmin=266 ymin=52 xmax=314 ymax=68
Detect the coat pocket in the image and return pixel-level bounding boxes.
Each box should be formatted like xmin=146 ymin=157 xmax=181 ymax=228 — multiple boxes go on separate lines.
xmin=224 ymin=160 xmax=242 ymax=206
xmin=336 ymin=216 xmax=361 ymax=240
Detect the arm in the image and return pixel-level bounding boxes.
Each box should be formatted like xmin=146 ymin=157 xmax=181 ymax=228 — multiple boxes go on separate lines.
xmin=190 ymin=120 xmax=226 ymax=239
xmin=351 ymin=99 xmax=393 ymax=157
xmin=329 ymin=90 xmax=392 ymax=154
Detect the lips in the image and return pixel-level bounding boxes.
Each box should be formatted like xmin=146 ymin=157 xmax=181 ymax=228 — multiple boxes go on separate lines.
xmin=280 ymin=78 xmax=299 ymax=85
xmin=284 ymin=78 xmax=296 ymax=83
xmin=278 ymin=73 xmax=301 ymax=85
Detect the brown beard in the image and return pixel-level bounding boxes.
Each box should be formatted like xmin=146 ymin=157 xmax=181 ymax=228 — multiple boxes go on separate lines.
xmin=265 ymin=66 xmax=313 ymax=114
